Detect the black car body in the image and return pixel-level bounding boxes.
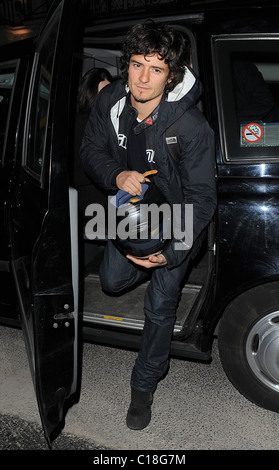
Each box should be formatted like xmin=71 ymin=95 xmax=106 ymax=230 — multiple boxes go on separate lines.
xmin=1 ymin=0 xmax=279 ymax=443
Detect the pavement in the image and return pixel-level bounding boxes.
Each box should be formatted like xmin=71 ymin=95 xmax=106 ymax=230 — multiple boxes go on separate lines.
xmin=1 ymin=323 xmax=279 ymax=455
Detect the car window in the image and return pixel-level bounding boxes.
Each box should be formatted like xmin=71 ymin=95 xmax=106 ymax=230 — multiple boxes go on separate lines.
xmin=23 ymin=3 xmax=62 ymax=183
xmin=0 ymin=60 xmax=18 ymax=165
xmin=212 ymin=35 xmax=279 ymax=163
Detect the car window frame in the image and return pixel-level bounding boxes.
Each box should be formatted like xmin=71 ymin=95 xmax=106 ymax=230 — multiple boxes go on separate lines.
xmin=0 ymin=59 xmax=19 ymax=167
xmin=212 ymin=33 xmax=279 ymax=164
xmin=22 ymin=3 xmax=62 ymax=187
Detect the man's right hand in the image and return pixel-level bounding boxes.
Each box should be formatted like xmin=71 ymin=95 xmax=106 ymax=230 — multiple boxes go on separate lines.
xmin=116 ymin=170 xmax=146 ymax=197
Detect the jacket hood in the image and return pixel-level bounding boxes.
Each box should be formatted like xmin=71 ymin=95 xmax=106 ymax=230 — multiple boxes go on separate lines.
xmin=167 ymin=65 xmax=199 ymax=103
xmin=158 ymin=64 xmax=203 ymax=130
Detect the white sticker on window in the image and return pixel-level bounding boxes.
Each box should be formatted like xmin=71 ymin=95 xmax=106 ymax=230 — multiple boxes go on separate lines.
xmin=240 ymin=121 xmax=279 ymax=147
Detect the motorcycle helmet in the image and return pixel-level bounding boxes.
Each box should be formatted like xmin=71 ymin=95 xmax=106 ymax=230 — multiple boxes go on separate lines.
xmin=111 ymin=180 xmax=172 ymax=259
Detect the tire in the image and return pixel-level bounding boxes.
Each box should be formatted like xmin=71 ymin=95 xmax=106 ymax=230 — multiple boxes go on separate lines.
xmin=218 ymin=282 xmax=279 ymax=413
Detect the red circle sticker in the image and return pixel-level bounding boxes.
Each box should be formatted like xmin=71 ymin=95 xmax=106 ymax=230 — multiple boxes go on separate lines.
xmin=242 ymin=123 xmax=263 ymax=143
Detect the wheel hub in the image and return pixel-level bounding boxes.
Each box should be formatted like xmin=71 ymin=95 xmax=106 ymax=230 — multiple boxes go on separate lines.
xmin=246 ymin=311 xmax=279 ymax=392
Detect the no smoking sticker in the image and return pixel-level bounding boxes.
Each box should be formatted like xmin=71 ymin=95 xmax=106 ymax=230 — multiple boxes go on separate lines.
xmin=242 ymin=123 xmax=263 ymax=143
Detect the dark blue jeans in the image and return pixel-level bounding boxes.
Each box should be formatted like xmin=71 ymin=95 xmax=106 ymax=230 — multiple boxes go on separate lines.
xmin=99 ymin=241 xmax=193 ymax=393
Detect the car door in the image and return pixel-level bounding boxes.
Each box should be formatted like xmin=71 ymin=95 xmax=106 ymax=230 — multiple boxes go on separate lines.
xmin=8 ymin=0 xmax=79 ymax=445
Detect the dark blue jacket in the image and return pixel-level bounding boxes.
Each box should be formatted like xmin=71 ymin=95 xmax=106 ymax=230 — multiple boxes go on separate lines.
xmin=80 ymin=65 xmax=217 ymax=268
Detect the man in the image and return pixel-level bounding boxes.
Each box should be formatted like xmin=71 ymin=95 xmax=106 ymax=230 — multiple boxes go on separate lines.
xmin=80 ymin=21 xmax=217 ymax=430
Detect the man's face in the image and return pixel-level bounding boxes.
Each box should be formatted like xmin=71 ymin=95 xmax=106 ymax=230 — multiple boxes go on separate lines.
xmin=128 ymin=53 xmax=171 ymax=105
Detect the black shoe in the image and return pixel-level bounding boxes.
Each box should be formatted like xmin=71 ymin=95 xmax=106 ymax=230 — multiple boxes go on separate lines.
xmin=126 ymin=387 xmax=153 ymax=430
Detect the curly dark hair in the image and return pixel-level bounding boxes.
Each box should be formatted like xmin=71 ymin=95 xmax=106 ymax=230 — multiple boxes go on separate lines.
xmin=120 ymin=21 xmax=189 ymax=93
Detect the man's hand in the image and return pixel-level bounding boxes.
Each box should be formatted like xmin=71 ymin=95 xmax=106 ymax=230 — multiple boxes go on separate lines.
xmin=116 ymin=170 xmax=146 ymax=197
xmin=116 ymin=169 xmax=157 ymax=196
xmin=126 ymin=253 xmax=167 ymax=268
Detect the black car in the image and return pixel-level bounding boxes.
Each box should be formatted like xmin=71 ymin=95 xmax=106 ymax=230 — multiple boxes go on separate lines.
xmin=1 ymin=0 xmax=279 ymax=444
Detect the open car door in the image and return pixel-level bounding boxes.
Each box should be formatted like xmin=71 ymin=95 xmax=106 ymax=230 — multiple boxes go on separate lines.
xmin=8 ymin=0 xmax=79 ymax=445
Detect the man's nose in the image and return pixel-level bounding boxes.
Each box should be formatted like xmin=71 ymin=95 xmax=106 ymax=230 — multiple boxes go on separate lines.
xmin=139 ymin=68 xmax=149 ymax=82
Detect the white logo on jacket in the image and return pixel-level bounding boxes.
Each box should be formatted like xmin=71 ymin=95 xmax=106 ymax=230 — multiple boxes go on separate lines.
xmin=146 ymin=149 xmax=155 ymax=163
xmin=118 ymin=134 xmax=127 ymax=149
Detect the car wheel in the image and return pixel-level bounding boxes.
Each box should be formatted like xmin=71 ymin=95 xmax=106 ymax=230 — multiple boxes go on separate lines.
xmin=218 ymin=282 xmax=279 ymax=413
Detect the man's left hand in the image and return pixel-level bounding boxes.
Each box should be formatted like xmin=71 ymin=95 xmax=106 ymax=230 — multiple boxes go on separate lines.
xmin=126 ymin=253 xmax=167 ymax=268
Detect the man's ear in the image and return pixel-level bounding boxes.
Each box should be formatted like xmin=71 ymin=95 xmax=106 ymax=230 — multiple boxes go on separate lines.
xmin=167 ymin=73 xmax=174 ymax=83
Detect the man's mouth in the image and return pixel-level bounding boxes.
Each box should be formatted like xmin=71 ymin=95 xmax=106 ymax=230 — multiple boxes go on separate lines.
xmin=136 ymin=85 xmax=149 ymax=91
